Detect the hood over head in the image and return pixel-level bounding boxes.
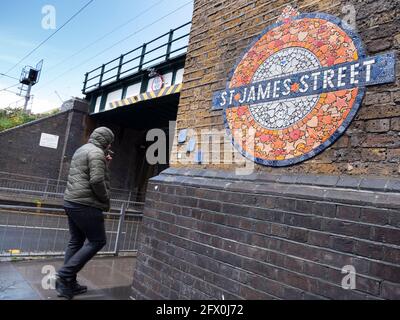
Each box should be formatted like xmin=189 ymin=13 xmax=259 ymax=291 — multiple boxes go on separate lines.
xmin=88 ymin=127 xmax=114 ymax=149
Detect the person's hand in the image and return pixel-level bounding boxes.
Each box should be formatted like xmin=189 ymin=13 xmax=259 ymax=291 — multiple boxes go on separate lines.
xmin=105 ymin=145 xmax=113 ymax=166
xmin=106 ymin=154 xmax=113 ymax=165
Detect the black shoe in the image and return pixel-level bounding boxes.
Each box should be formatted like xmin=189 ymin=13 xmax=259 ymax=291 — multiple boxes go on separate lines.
xmin=55 ymin=276 xmax=74 ymax=300
xmin=71 ymin=280 xmax=87 ymax=295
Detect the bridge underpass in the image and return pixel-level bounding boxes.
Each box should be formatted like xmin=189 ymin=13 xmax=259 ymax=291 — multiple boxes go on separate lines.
xmin=89 ymin=92 xmax=179 ymax=200
xmin=0 ymin=21 xmax=190 ymax=262
xmin=0 ymin=22 xmax=190 ymax=283
xmin=82 ymin=21 xmax=190 ymax=201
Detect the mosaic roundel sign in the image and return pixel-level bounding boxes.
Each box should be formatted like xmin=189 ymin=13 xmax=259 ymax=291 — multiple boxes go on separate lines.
xmin=212 ymin=7 xmax=395 ymax=166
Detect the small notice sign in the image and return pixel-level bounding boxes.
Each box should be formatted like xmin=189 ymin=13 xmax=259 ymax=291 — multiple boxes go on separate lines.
xmin=39 ymin=133 xmax=59 ymax=149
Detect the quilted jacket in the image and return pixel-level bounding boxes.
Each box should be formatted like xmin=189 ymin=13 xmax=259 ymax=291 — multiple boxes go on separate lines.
xmin=64 ymin=127 xmax=114 ymax=211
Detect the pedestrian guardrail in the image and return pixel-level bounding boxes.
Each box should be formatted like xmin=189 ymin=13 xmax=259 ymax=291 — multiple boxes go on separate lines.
xmin=0 ymin=171 xmax=146 ymax=258
xmin=0 ymin=203 xmax=142 ymax=258
xmin=0 ymin=171 xmax=146 ymax=212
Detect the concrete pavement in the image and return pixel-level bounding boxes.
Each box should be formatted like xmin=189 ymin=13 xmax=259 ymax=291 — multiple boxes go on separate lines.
xmin=0 ymin=256 xmax=136 ymax=300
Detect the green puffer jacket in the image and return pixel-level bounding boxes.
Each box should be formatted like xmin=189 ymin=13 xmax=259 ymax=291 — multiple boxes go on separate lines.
xmin=64 ymin=127 xmax=114 ymax=211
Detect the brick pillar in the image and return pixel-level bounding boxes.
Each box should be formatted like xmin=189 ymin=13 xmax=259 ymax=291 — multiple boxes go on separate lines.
xmin=132 ymin=0 xmax=400 ymax=299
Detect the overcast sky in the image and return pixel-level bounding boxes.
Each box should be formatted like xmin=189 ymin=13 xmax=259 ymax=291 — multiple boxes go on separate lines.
xmin=0 ymin=0 xmax=193 ymax=113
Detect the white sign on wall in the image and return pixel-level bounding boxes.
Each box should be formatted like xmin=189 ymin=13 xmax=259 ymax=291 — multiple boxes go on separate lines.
xmin=39 ymin=133 xmax=59 ymax=149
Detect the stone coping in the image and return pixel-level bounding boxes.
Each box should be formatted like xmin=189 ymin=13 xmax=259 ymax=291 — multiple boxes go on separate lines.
xmin=150 ymin=167 xmax=400 ymax=210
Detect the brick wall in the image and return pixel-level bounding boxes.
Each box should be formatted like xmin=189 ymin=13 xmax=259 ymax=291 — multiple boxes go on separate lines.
xmin=0 ymin=101 xmax=88 ymax=180
xmin=131 ymin=0 xmax=400 ymax=300
xmin=0 ymin=99 xmax=157 ymax=193
xmin=132 ymin=168 xmax=400 ymax=299
xmin=171 ymin=0 xmax=400 ymax=177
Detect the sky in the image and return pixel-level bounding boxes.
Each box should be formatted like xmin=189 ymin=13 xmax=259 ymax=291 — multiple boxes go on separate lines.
xmin=0 ymin=0 xmax=194 ymax=113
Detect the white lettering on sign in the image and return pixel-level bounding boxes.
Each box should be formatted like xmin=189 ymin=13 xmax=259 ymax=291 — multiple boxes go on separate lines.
xmin=39 ymin=133 xmax=59 ymax=149
xmin=214 ymin=54 xmax=395 ymax=110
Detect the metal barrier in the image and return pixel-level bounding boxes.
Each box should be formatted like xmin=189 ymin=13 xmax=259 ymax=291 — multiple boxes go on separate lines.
xmin=0 ymin=171 xmax=146 ymax=212
xmin=0 ymin=172 xmax=146 ymax=258
xmin=0 ymin=203 xmax=142 ymax=258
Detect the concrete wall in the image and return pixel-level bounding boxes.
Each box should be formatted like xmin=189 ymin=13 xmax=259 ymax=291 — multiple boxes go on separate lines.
xmin=132 ymin=0 xmax=400 ymax=300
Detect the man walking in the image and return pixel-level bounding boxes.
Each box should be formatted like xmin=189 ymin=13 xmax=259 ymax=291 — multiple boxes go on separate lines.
xmin=56 ymin=126 xmax=114 ymax=299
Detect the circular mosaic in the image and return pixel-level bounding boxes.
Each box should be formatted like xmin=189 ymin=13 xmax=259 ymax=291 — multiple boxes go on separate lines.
xmin=249 ymin=47 xmax=321 ymax=129
xmin=223 ymin=12 xmax=366 ymax=166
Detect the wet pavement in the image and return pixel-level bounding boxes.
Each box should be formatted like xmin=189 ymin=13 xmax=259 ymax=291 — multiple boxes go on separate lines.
xmin=0 ymin=256 xmax=136 ymax=300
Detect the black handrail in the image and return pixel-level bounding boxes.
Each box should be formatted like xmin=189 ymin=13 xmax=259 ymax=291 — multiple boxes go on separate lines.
xmin=82 ymin=21 xmax=191 ymax=94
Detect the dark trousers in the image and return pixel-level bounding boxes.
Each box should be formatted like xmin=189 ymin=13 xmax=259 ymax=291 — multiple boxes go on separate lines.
xmin=58 ymin=205 xmax=107 ymax=282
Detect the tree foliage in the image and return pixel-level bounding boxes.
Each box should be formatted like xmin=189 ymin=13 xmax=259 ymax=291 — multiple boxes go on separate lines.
xmin=0 ymin=107 xmax=59 ymax=132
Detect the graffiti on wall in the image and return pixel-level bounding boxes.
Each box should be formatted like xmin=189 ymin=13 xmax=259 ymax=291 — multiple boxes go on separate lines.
xmin=212 ymin=6 xmax=396 ymax=167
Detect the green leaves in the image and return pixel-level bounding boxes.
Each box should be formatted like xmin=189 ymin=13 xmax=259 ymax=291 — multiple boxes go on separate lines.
xmin=0 ymin=107 xmax=59 ymax=132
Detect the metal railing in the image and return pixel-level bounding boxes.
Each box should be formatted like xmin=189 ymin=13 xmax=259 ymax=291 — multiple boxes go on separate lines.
xmin=82 ymin=21 xmax=192 ymax=94
xmin=0 ymin=172 xmax=146 ymax=258
xmin=0 ymin=203 xmax=142 ymax=258
xmin=0 ymin=171 xmax=146 ymax=212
